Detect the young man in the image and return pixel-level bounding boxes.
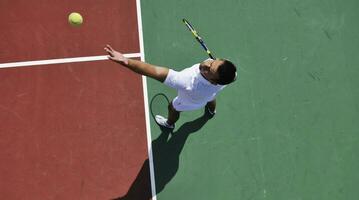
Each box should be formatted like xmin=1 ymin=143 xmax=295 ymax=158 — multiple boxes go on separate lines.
xmin=104 ymin=45 xmax=237 ymax=129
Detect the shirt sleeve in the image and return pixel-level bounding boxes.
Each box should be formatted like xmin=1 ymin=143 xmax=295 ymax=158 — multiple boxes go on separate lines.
xmin=163 ymin=69 xmax=189 ymax=90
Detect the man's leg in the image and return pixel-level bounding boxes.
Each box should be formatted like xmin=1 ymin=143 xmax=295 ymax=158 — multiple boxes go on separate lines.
xmin=155 ymin=101 xmax=180 ymax=129
xmin=205 ymin=99 xmax=216 ymax=117
xmin=167 ymin=101 xmax=180 ymax=125
xmin=206 ymin=99 xmax=216 ymax=113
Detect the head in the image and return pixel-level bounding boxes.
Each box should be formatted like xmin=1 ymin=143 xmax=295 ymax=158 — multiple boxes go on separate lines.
xmin=199 ymin=58 xmax=237 ymax=85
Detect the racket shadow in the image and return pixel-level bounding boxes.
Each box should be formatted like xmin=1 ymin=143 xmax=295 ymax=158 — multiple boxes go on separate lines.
xmin=111 ymin=94 xmax=211 ymax=200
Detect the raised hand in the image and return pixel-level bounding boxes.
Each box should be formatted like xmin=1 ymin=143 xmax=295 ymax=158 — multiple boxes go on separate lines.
xmin=104 ymin=44 xmax=129 ymax=65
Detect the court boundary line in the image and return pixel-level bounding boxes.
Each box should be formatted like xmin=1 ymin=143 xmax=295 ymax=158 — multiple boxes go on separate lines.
xmin=136 ymin=0 xmax=158 ymax=199
xmin=0 ymin=53 xmax=141 ymax=69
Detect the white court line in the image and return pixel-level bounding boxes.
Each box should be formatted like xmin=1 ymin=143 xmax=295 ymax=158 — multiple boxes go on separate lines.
xmin=0 ymin=53 xmax=141 ymax=69
xmin=136 ymin=0 xmax=157 ymax=199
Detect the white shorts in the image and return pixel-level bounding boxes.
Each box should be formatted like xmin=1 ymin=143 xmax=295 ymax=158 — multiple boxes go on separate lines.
xmin=171 ymin=96 xmax=207 ymax=112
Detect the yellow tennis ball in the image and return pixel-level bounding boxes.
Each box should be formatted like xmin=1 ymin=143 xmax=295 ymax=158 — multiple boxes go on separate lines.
xmin=68 ymin=12 xmax=83 ymax=26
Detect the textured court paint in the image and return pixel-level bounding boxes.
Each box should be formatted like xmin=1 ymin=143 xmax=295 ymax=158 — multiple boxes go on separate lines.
xmin=0 ymin=61 xmax=148 ymax=199
xmin=0 ymin=1 xmax=150 ymax=199
xmin=141 ymin=0 xmax=359 ymax=199
xmin=0 ymin=0 xmax=140 ymax=63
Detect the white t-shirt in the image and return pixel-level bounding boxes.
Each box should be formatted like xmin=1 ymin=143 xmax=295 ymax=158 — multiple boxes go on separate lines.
xmin=164 ymin=63 xmax=225 ymax=111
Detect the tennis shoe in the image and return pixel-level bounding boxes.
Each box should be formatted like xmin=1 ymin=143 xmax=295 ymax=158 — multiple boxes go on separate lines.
xmin=155 ymin=115 xmax=175 ymax=129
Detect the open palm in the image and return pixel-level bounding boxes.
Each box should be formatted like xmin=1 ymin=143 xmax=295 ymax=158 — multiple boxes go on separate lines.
xmin=104 ymin=44 xmax=129 ymax=65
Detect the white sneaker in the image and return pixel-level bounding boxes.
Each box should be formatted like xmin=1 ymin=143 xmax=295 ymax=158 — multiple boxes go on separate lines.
xmin=155 ymin=115 xmax=175 ymax=129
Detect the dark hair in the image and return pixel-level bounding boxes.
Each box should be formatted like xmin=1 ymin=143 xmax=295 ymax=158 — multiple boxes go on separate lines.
xmin=217 ymin=59 xmax=237 ymax=85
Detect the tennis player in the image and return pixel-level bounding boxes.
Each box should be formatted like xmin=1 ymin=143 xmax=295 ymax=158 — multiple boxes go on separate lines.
xmin=105 ymin=45 xmax=237 ymax=129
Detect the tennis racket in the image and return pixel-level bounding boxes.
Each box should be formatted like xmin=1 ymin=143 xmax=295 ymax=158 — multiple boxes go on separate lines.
xmin=182 ymin=18 xmax=215 ymax=59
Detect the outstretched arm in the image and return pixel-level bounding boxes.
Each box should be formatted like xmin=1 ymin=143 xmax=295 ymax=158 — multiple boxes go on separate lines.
xmin=104 ymin=44 xmax=169 ymax=82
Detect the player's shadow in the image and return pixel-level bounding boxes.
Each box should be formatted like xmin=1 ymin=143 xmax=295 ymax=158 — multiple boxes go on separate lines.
xmin=112 ymin=93 xmax=210 ymax=200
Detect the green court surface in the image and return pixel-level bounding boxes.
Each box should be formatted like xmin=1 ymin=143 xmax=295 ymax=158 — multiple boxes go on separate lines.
xmin=141 ymin=0 xmax=359 ymax=199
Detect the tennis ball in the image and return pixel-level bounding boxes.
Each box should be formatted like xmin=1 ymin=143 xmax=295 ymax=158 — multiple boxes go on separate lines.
xmin=68 ymin=12 xmax=83 ymax=26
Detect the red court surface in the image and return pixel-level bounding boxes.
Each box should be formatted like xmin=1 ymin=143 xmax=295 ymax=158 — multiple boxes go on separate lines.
xmin=0 ymin=1 xmax=151 ymax=199
xmin=0 ymin=0 xmax=140 ymax=62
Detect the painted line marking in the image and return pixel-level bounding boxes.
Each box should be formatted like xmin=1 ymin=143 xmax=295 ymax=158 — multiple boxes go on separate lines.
xmin=0 ymin=53 xmax=142 ymax=69
xmin=136 ymin=0 xmax=157 ymax=199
